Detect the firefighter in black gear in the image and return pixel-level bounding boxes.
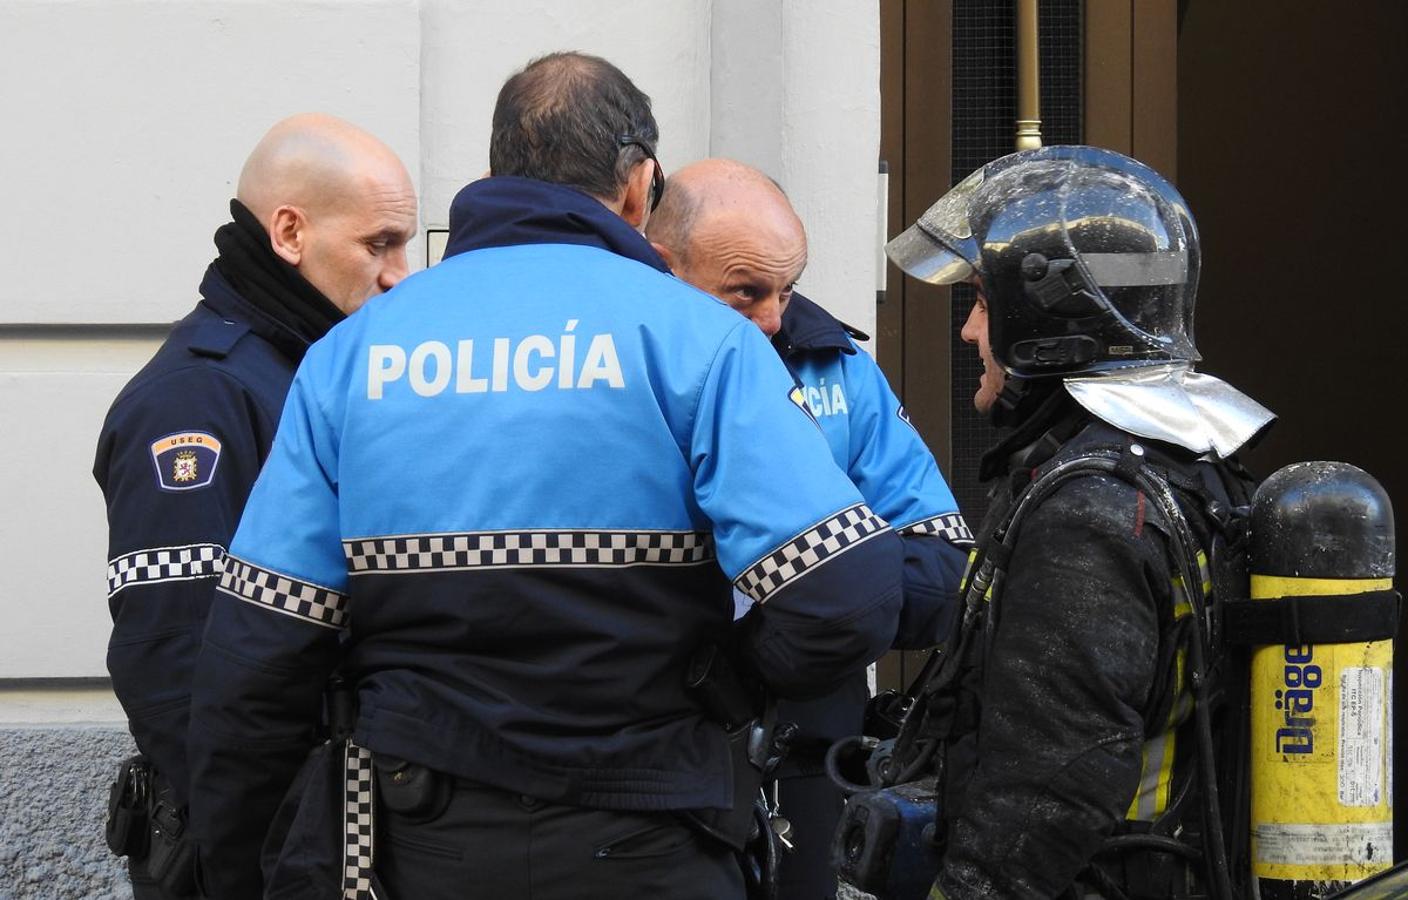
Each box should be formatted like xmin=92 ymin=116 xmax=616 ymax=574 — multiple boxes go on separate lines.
xmin=883 ymin=146 xmax=1275 ymax=899
xmin=93 ymin=114 xmax=414 ymax=898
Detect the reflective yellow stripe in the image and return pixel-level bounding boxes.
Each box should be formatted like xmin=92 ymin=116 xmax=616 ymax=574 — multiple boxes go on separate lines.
xmin=1127 ymin=643 xmax=1190 ymax=822
xmin=1126 ymin=744 xmax=1146 ymax=819
xmin=1129 ymin=557 xmax=1206 ymax=823
xmin=1170 ymin=551 xmax=1209 ymax=620
xmin=1127 ymin=734 xmax=1163 ymax=820
xmin=1156 ymin=728 xmax=1177 ymax=815
xmin=1252 ymin=575 xmax=1391 ymax=598
xmin=958 ymin=549 xmax=978 ymax=593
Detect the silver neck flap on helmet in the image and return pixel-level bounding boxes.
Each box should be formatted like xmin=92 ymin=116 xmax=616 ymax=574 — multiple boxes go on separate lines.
xmin=1062 ymin=363 xmax=1275 ymax=458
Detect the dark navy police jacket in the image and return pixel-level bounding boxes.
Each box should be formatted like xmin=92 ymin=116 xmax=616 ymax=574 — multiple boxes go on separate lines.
xmin=94 ymin=266 xmax=308 ymax=803
xmin=769 ymin=294 xmax=971 ymax=756
xmin=186 ymin=178 xmax=904 ymax=896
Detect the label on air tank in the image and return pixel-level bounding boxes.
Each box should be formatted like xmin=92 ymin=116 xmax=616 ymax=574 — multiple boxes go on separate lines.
xmin=1255 ymin=822 xmax=1393 ymax=866
xmin=1339 ymin=667 xmax=1385 ymax=806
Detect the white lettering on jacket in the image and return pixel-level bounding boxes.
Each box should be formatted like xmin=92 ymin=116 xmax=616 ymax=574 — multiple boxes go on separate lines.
xmin=805 ymin=377 xmax=849 ymax=418
xmin=367 ymin=321 xmax=625 ymax=398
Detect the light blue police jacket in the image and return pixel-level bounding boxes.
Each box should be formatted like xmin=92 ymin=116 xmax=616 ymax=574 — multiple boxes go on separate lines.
xmin=186 ymin=177 xmax=904 ymax=896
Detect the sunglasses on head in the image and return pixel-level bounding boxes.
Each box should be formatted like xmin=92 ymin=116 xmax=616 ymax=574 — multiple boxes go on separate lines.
xmin=617 ymin=135 xmax=665 ymax=211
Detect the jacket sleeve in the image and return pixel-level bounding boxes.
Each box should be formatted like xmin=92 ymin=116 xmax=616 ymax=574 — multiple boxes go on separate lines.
xmin=186 ymin=357 xmax=348 ymax=899
xmin=935 ymin=475 xmax=1164 ymax=900
xmin=690 ymin=321 xmax=903 ymax=699
xmin=835 ymin=346 xmax=970 ymax=649
xmin=93 ymin=365 xmax=273 ymax=802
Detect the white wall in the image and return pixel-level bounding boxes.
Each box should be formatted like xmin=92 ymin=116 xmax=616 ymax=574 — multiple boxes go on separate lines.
xmin=710 ymin=0 xmax=882 ymax=336
xmin=0 ymin=0 xmax=423 ymax=326
xmin=419 ymin=0 xmax=713 ymax=235
xmin=0 ymin=0 xmax=880 ymax=680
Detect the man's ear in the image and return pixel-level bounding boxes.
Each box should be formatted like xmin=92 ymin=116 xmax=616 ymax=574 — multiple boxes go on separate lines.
xmin=618 ymin=160 xmax=655 ymax=232
xmin=651 ymin=240 xmax=679 ymax=273
xmin=268 ymin=205 xmax=308 ymax=266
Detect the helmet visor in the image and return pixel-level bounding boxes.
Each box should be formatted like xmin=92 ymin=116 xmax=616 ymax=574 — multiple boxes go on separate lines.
xmin=885 ymin=226 xmax=974 ymax=285
xmin=884 ymin=166 xmax=985 ymax=285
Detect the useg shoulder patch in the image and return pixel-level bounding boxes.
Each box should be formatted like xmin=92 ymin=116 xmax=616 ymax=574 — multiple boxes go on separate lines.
xmin=150 ymin=431 xmax=222 ymax=492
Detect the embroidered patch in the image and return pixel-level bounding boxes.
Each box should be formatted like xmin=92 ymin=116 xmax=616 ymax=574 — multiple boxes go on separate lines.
xmin=150 ymin=431 xmax=222 ymax=492
xmin=789 ymin=386 xmax=819 ymax=425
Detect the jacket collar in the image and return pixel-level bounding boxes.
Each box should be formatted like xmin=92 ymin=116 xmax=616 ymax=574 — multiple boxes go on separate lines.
xmin=443 ymin=176 xmax=670 ymax=274
xmin=774 ymin=293 xmax=866 ymax=358
xmin=197 ymin=263 xmax=309 ymax=362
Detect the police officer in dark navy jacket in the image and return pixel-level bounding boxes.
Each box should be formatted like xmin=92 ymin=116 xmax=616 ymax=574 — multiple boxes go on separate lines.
xmin=186 ymin=53 xmax=903 ymax=899
xmin=650 ymin=159 xmax=970 ymax=899
xmin=93 ymin=113 xmax=415 ymax=898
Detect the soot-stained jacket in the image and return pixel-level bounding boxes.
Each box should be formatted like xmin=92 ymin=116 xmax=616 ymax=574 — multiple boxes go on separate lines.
xmin=936 ymin=398 xmax=1236 ymax=900
xmin=93 ymin=266 xmax=307 ymax=803
xmin=770 ymin=294 xmax=970 ymax=754
xmin=186 ymin=177 xmax=904 ymax=897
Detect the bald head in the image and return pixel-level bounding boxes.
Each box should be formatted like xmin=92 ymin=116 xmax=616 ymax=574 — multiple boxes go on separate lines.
xmin=236 ymin=113 xmax=417 ymax=314
xmin=238 ymin=113 xmax=407 ymax=222
xmin=648 ymin=159 xmax=807 ymax=337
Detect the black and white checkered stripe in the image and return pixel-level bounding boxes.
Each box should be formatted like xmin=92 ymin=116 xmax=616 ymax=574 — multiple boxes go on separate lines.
xmin=734 ymin=504 xmax=889 ymax=604
xmin=217 ymin=556 xmax=349 ymax=630
xmin=900 ymin=512 xmax=974 ymax=548
xmin=343 ymin=741 xmax=376 ymax=900
xmin=106 ymin=543 xmax=225 ymax=597
xmin=344 ymin=530 xmax=714 ymax=574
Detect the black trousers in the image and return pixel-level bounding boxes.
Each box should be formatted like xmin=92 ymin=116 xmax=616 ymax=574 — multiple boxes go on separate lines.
xmin=128 ymin=866 xmax=197 ymax=900
xmin=775 ymin=772 xmax=845 ymax=900
xmin=376 ymin=779 xmax=744 ymax=899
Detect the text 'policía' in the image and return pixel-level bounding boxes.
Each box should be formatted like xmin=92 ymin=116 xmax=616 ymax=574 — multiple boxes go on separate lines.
xmin=368 ymin=320 xmax=625 ymax=399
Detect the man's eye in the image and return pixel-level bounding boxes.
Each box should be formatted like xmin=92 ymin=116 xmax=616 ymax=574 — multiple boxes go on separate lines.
xmin=733 ymin=286 xmax=758 ymax=301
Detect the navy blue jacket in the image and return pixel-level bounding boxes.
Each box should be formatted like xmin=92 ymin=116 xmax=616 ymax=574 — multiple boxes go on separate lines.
xmin=93 ymin=266 xmax=307 ymax=803
xmin=186 ymin=178 xmax=904 ymax=897
xmin=770 ymin=295 xmax=970 ymax=754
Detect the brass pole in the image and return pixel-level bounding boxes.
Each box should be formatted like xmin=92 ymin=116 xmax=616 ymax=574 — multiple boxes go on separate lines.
xmin=1015 ymin=0 xmax=1042 ymax=150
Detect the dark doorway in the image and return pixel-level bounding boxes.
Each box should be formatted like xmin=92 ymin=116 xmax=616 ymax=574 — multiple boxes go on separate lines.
xmin=1177 ymin=0 xmax=1408 ymax=857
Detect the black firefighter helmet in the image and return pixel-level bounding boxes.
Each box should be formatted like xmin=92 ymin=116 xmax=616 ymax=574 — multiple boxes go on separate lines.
xmin=887 ymin=146 xmax=1200 ymax=379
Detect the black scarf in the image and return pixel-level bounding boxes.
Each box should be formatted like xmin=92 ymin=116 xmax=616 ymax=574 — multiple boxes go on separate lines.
xmin=211 ymin=200 xmax=346 ymax=352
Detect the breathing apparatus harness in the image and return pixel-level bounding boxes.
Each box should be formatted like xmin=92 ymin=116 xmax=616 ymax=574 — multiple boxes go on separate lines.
xmin=830 ymin=433 xmax=1250 ymax=900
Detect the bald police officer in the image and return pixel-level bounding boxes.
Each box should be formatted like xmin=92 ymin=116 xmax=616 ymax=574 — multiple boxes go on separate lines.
xmin=94 ymin=113 xmax=415 ymax=898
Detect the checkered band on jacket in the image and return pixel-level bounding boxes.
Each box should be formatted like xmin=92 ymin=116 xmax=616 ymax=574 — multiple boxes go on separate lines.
xmin=900 ymin=512 xmax=975 ymax=547
xmin=343 ymin=529 xmax=715 ymax=573
xmin=217 ymin=555 xmax=349 ymax=629
xmin=107 ymin=542 xmax=226 ymax=597
xmin=734 ymin=503 xmax=889 ymax=604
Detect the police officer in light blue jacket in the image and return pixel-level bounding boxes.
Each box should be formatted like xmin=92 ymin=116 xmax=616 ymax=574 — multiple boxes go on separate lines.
xmin=186 ymin=53 xmax=903 ymax=900
xmin=649 ymin=158 xmax=970 ymax=900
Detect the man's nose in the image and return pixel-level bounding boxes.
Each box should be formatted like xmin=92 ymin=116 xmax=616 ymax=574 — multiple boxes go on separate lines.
xmin=959 ymin=305 xmax=982 ymax=344
xmin=379 ymin=248 xmax=410 ymax=292
xmin=754 ymin=297 xmax=783 ymax=338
